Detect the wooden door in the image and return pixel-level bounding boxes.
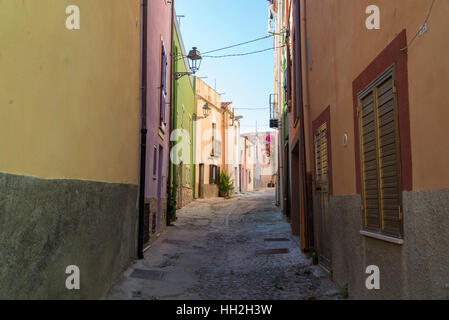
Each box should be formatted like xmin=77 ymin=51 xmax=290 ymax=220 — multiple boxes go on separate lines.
xmin=177 ymin=162 xmax=183 ymax=208
xmin=314 ymin=123 xmax=332 ymax=271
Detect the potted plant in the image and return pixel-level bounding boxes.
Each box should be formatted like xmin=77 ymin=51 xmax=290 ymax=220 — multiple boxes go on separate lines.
xmin=218 ymin=171 xmax=234 ymax=198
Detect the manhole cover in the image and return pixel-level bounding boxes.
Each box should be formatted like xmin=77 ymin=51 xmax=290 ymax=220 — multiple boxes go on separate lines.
xmin=163 ymin=239 xmax=186 ymax=245
xmin=264 ymin=238 xmax=290 ymax=242
xmin=130 ymin=269 xmax=166 ymax=280
xmin=255 ymin=248 xmax=290 ymax=255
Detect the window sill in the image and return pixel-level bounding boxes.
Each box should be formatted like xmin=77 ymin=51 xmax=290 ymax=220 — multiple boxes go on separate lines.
xmin=360 ymin=230 xmax=404 ymax=245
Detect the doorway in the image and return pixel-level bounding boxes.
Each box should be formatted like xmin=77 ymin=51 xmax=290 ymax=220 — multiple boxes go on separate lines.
xmin=239 ymin=165 xmax=242 ymax=192
xmin=157 ymin=145 xmax=163 ymax=231
xmin=199 ymin=163 xmax=204 ymax=198
xmin=291 ymin=143 xmax=301 ymax=237
xmin=314 ymin=123 xmax=332 ymax=271
xmin=284 ymin=142 xmax=291 ymax=220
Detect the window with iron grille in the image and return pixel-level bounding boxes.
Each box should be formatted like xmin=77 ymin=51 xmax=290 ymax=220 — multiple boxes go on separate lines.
xmin=357 ymin=65 xmax=403 ymax=238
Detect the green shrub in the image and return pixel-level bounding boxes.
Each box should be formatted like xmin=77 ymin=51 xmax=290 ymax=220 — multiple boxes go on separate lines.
xmin=218 ymin=171 xmax=234 ymax=197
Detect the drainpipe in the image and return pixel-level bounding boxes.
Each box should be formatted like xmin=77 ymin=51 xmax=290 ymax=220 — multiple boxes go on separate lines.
xmin=137 ymin=0 xmax=149 ymax=260
xmin=302 ymin=0 xmax=314 ymax=253
xmin=298 ymin=0 xmax=312 ymax=252
xmin=166 ymin=0 xmax=175 ymax=226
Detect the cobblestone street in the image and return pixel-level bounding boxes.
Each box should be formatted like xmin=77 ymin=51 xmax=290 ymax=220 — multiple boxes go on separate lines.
xmin=107 ymin=189 xmax=343 ymax=300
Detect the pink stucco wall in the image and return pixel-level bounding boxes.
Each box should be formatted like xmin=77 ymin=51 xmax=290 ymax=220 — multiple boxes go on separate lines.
xmin=145 ymin=0 xmax=173 ymax=200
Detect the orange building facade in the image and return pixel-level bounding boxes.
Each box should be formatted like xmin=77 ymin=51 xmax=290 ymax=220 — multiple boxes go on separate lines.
xmin=275 ymin=0 xmax=449 ymax=299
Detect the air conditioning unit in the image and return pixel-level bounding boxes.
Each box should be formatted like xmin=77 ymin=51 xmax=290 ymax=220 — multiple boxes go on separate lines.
xmin=270 ymin=119 xmax=279 ymax=128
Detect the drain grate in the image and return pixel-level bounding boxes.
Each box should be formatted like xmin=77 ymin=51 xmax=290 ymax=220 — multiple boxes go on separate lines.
xmin=130 ymin=269 xmax=166 ymax=281
xmin=255 ymin=248 xmax=290 ymax=255
xmin=163 ymin=239 xmax=186 ymax=245
xmin=264 ymin=238 xmax=290 ymax=242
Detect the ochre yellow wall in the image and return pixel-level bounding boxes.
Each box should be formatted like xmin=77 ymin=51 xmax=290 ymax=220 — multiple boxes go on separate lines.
xmin=303 ymin=0 xmax=449 ymax=194
xmin=0 ymin=0 xmax=141 ymax=184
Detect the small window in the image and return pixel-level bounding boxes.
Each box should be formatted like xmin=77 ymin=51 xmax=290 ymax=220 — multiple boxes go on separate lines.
xmin=153 ymin=146 xmax=158 ymax=177
xmin=357 ymin=65 xmax=403 ymax=238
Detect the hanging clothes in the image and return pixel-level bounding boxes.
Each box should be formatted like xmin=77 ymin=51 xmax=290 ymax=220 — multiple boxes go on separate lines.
xmin=267 ymin=0 xmax=275 ymax=33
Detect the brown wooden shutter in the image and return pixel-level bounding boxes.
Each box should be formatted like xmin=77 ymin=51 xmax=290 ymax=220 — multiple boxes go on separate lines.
xmin=376 ymin=71 xmax=402 ymax=237
xmin=358 ymin=65 xmax=403 ymax=238
xmin=359 ymin=90 xmax=381 ymax=231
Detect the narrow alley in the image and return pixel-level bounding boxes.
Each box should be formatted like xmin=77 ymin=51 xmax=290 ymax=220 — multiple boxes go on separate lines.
xmin=107 ymin=189 xmax=341 ymax=300
xmin=1 ymin=0 xmax=448 ymax=303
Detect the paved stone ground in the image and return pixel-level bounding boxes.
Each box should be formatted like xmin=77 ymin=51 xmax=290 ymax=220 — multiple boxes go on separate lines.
xmin=107 ymin=189 xmax=343 ymax=300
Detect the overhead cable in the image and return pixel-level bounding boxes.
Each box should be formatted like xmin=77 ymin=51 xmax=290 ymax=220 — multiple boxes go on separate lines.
xmin=203 ymin=45 xmax=285 ymax=59
xmin=202 ymin=35 xmax=273 ymax=55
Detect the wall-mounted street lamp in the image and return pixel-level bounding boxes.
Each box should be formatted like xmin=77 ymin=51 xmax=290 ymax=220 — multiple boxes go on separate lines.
xmin=194 ymin=103 xmax=211 ymax=120
xmin=174 ymin=47 xmax=202 ymax=80
xmin=232 ymin=115 xmax=243 ymax=126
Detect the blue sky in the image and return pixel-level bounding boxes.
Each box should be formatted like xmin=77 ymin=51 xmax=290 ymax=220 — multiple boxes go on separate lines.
xmin=175 ymin=0 xmax=274 ymax=134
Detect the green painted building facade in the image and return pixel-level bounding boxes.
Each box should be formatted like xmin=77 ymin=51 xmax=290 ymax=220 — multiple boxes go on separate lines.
xmin=170 ymin=17 xmax=196 ymax=215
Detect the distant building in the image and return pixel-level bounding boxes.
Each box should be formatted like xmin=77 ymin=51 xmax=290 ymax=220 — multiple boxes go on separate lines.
xmin=221 ymin=102 xmax=242 ymax=194
xmin=241 ymin=132 xmax=277 ymax=190
xmin=239 ymin=136 xmax=248 ymax=193
xmin=194 ymin=78 xmax=224 ymax=198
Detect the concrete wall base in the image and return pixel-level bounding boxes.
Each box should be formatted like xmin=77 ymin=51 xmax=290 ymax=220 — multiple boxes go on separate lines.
xmin=203 ymin=184 xmax=218 ymax=198
xmin=144 ymin=197 xmax=167 ymax=247
xmin=313 ymin=189 xmax=449 ymax=299
xmin=0 ymin=172 xmax=138 ymax=299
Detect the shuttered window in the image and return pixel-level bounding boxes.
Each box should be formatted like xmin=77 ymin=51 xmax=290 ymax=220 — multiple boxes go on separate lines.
xmin=357 ymin=65 xmax=403 ymax=238
xmin=314 ymin=123 xmax=328 ymax=192
xmin=160 ymin=41 xmax=167 ymax=126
